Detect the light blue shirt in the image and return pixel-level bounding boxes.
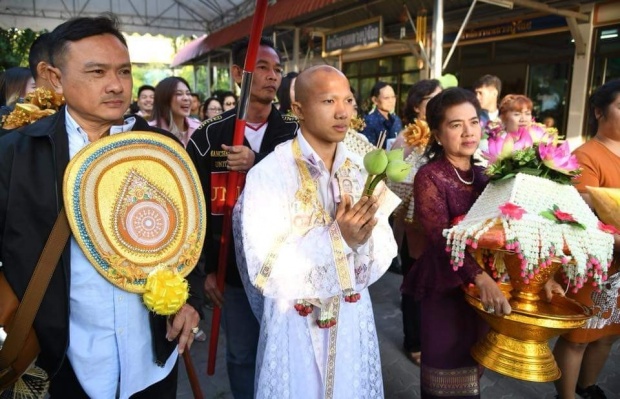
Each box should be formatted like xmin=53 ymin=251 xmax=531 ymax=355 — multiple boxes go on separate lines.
xmin=65 ymin=110 xmax=177 ymax=399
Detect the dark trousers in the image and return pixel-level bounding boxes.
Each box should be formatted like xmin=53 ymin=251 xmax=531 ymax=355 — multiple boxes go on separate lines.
xmin=48 ymin=358 xmax=178 ymax=398
xmin=401 ymin=238 xmax=422 ymax=353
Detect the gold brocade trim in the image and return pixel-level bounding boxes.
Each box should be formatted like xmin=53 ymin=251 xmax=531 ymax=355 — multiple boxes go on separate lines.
xmin=292 ymin=139 xmax=331 ymax=225
xmin=101 ymin=229 xmax=202 ymax=286
xmin=292 ymin=138 xmax=354 ymax=295
xmin=421 ymin=365 xmax=480 ymax=397
xmin=328 ymin=222 xmax=353 ymax=293
xmin=255 ymin=232 xmax=289 ymax=293
xmin=256 ymin=138 xmax=334 ymax=293
xmin=324 ymin=296 xmax=340 ymax=399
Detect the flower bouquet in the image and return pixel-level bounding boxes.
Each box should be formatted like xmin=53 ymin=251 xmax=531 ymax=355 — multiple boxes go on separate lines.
xmin=450 ymin=123 xmax=612 ymax=382
xmin=445 ymin=123 xmax=613 ymax=291
xmin=483 ymin=122 xmax=576 ymax=184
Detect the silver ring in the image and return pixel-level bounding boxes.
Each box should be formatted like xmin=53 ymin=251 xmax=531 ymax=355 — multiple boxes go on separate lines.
xmin=191 ymin=326 xmax=200 ymax=334
xmin=486 ymin=306 xmax=495 ymax=314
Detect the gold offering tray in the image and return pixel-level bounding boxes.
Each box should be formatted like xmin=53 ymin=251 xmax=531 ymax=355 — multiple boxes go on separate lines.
xmin=463 ymin=285 xmax=591 ymax=382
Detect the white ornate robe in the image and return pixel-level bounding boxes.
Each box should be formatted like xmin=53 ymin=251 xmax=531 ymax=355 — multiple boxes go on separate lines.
xmin=233 ymin=134 xmax=398 ymax=399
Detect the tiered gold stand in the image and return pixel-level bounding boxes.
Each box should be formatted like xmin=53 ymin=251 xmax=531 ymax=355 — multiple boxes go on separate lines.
xmin=466 ymin=230 xmax=592 ymax=382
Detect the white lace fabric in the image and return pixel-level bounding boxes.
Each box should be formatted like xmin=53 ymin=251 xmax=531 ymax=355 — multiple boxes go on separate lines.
xmin=234 ymin=140 xmax=397 ymax=398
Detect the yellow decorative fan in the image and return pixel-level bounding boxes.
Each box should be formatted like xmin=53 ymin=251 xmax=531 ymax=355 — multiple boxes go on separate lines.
xmin=586 ymin=186 xmax=620 ymax=229
xmin=63 ymin=132 xmax=207 ymax=315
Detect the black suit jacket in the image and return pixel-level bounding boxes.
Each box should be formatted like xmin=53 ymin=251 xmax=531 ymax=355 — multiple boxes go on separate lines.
xmin=186 ymin=106 xmax=298 ymax=287
xmin=0 ymin=108 xmax=203 ymax=379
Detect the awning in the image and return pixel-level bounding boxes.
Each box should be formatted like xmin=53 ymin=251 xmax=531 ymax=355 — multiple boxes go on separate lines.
xmin=171 ymin=35 xmax=209 ymax=67
xmin=171 ymin=0 xmax=340 ymax=67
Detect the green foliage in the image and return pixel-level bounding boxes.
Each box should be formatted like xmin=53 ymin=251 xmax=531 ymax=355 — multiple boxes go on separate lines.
xmin=130 ymin=63 xmax=233 ymax=101
xmin=486 ymin=144 xmax=575 ymax=185
xmin=0 ymin=28 xmax=40 ymax=71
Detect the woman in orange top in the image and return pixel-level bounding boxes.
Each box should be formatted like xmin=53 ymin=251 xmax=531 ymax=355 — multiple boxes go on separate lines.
xmin=553 ymin=79 xmax=620 ymax=399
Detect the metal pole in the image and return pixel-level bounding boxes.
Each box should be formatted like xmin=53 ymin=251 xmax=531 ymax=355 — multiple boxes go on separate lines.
xmin=432 ymin=0 xmax=443 ymax=79
xmin=206 ymin=0 xmax=270 ymax=376
xmin=404 ymin=5 xmax=432 ymax=72
xmin=443 ymin=0 xmax=477 ymax=71
xmin=293 ymin=27 xmax=300 ymax=72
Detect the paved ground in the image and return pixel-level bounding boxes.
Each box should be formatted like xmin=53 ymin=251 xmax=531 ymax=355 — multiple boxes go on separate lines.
xmin=177 ymin=271 xmax=620 ymax=399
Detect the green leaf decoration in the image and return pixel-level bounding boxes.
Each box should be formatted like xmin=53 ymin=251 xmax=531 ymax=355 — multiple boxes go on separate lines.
xmin=516 ymin=167 xmax=542 ymax=176
xmin=540 ymin=210 xmax=557 ymax=221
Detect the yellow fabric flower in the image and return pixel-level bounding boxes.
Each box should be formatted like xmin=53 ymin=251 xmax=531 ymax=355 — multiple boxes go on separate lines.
xmin=402 ymin=119 xmax=431 ymax=149
xmin=143 ymin=267 xmax=189 ymax=315
xmin=349 ymin=115 xmax=366 ymax=132
xmin=1 ymin=87 xmax=65 ymax=130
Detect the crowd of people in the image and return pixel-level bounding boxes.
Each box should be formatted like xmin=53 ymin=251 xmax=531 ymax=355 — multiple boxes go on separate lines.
xmin=0 ymin=13 xmax=619 ymax=399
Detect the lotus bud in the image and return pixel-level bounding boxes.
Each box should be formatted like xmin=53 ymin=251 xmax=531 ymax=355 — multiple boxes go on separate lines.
xmin=386 ymin=148 xmax=404 ymax=162
xmin=385 ymin=160 xmax=412 ymax=182
xmin=363 ymin=149 xmax=388 ymax=175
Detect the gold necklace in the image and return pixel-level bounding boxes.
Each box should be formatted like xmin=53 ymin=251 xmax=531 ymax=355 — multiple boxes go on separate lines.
xmin=452 ymin=165 xmax=474 ymax=185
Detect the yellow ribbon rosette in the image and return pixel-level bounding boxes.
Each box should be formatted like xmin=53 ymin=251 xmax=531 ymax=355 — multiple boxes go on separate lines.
xmin=63 ymin=132 xmax=207 ymax=315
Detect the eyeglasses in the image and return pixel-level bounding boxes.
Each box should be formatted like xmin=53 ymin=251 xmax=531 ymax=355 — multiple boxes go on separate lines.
xmin=207 ymin=107 xmax=223 ymax=112
xmin=224 ymin=101 xmax=236 ymax=106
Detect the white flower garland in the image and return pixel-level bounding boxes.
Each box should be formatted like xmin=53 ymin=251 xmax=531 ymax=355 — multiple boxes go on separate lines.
xmin=444 ymin=173 xmax=613 ymax=290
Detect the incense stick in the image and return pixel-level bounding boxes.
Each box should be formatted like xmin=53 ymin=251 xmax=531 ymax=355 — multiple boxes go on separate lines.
xmin=376 ymin=130 xmax=387 ymax=149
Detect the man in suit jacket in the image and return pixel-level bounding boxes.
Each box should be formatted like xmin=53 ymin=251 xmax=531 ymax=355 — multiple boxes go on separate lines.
xmin=186 ymin=37 xmax=297 ymax=399
xmin=0 ymin=15 xmax=202 ymax=398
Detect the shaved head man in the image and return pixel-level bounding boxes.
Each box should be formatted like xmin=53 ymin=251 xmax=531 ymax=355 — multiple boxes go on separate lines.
xmin=234 ymin=64 xmax=397 ymax=399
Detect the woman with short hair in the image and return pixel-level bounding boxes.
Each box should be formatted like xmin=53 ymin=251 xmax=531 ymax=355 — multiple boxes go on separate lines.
xmin=498 ymin=94 xmax=534 ymax=133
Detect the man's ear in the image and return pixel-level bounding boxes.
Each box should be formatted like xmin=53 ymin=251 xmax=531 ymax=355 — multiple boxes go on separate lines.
xmin=231 ymin=65 xmax=243 ymax=85
xmin=47 ymin=65 xmax=64 ymax=95
xmin=291 ymin=101 xmax=303 ymax=121
xmin=36 ymin=62 xmax=50 ymax=85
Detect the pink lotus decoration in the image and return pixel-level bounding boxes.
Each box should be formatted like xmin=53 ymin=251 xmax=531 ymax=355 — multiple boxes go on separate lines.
xmin=511 ymin=127 xmax=534 ymax=150
xmin=484 ymin=134 xmax=514 ymax=163
xmin=483 ymin=127 xmax=533 ymax=163
xmin=538 ymin=141 xmax=579 ymax=175
xmin=483 ymin=122 xmax=580 ymax=185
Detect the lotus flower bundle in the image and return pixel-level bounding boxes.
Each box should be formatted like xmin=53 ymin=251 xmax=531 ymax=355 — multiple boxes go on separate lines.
xmin=443 ymin=123 xmax=614 ymax=292
xmin=362 ymin=147 xmax=412 ymax=196
xmin=483 ymin=122 xmax=579 ymax=185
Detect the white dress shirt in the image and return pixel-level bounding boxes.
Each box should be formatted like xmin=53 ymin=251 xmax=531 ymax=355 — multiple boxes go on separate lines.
xmin=65 ymin=110 xmax=177 ymax=399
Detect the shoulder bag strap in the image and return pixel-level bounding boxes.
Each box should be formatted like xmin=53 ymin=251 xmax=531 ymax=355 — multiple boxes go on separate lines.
xmin=0 ymin=208 xmax=70 ymax=365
